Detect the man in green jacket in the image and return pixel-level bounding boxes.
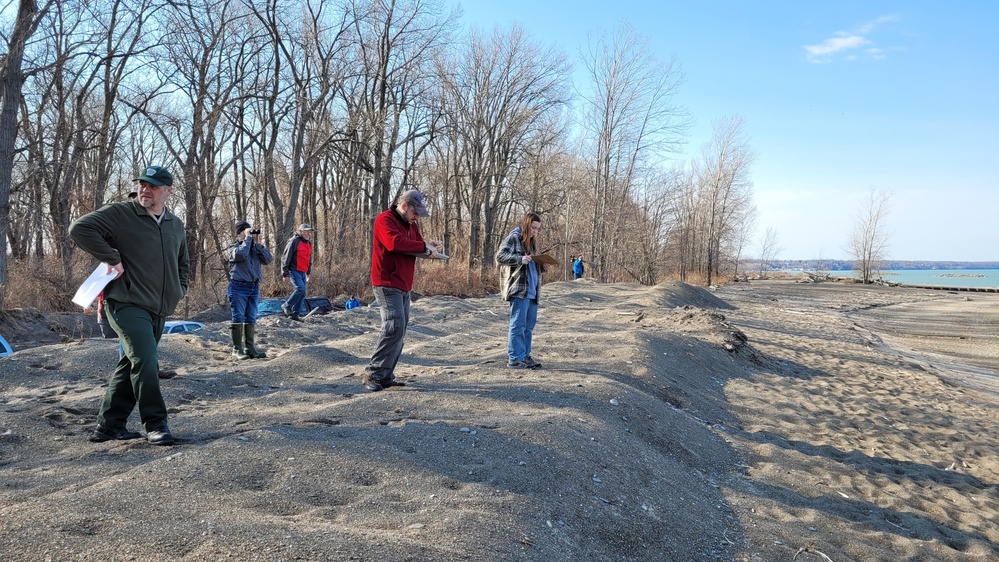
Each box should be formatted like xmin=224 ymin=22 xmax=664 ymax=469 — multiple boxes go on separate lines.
xmin=70 ymin=165 xmax=189 ymax=446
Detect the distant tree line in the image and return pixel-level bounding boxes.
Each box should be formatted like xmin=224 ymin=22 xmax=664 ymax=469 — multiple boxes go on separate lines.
xmin=759 ymin=260 xmax=999 ymax=272
xmin=0 ymin=0 xmax=759 ymax=310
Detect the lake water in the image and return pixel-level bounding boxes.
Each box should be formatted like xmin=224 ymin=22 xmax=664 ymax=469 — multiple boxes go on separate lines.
xmin=830 ymin=269 xmax=999 ymax=288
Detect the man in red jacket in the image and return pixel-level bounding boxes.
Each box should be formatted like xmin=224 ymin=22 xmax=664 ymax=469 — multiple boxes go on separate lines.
xmin=363 ymin=190 xmax=443 ymax=392
xmin=280 ymin=223 xmax=313 ymax=321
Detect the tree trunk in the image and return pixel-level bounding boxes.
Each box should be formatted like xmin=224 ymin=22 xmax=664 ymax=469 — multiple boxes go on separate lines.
xmin=0 ymin=1 xmax=48 ymax=289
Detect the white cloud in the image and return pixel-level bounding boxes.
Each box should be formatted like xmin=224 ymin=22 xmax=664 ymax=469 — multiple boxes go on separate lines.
xmin=856 ymin=14 xmax=899 ymax=34
xmin=805 ymin=35 xmax=869 ymax=59
xmin=804 ymin=15 xmax=898 ymax=63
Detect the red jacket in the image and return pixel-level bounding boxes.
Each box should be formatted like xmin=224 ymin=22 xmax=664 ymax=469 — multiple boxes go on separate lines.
xmin=280 ymin=234 xmax=312 ymax=275
xmin=371 ymin=206 xmax=426 ymax=291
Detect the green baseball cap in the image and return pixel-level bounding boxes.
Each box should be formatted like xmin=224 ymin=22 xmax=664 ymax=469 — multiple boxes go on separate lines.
xmin=135 ymin=165 xmax=173 ymax=186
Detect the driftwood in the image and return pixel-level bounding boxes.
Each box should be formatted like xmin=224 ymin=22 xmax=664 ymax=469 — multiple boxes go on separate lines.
xmin=792 ymin=542 xmax=835 ymax=562
xmin=804 ymin=272 xmax=830 ymax=283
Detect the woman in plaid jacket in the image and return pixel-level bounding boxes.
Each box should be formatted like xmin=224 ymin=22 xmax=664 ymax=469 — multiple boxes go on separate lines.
xmin=495 ymin=212 xmax=545 ymax=370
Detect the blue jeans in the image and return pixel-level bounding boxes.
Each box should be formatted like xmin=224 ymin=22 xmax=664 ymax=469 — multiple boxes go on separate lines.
xmin=364 ymin=286 xmax=410 ymax=383
xmin=507 ymin=297 xmax=538 ymax=362
xmin=228 ymin=280 xmax=260 ymax=324
xmin=285 ymin=270 xmax=307 ymax=316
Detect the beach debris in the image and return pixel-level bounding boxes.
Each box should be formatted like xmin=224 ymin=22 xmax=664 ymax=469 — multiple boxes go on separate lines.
xmin=792 ymin=542 xmax=835 ymax=562
xmin=943 ymin=460 xmax=970 ymax=471
xmin=610 ymin=399 xmax=620 ymax=406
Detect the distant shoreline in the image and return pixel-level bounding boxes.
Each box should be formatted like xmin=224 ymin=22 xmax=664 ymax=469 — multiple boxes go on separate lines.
xmin=750 ymin=270 xmax=999 ymax=292
xmin=762 ymin=260 xmax=999 ymax=270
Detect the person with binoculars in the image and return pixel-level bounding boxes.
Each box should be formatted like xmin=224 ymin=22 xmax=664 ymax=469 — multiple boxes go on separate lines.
xmin=226 ymin=220 xmax=274 ymax=359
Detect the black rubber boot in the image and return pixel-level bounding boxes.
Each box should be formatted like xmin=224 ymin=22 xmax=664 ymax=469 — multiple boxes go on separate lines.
xmin=243 ymin=323 xmax=266 ymax=358
xmin=230 ymin=323 xmax=250 ymax=360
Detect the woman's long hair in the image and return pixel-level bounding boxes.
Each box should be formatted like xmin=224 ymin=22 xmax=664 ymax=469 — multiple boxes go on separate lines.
xmin=519 ymin=212 xmax=541 ymax=254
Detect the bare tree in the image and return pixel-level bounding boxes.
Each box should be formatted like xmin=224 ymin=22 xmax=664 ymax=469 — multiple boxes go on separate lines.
xmin=435 ymin=23 xmax=571 ymax=278
xmin=143 ymin=0 xmax=261 ymax=285
xmin=757 ymin=226 xmax=782 ymax=279
xmin=89 ymin=0 xmax=168 ymax=210
xmin=0 ymin=0 xmax=55 ymax=289
xmin=16 ymin=1 xmax=160 ymax=286
xmin=814 ymin=248 xmax=829 ymax=279
xmin=0 ymin=0 xmax=778 ymax=311
xmin=579 ymin=23 xmax=690 ymax=281
xmin=848 ymin=187 xmax=892 ymax=284
xmin=622 ymin=170 xmax=678 ymax=285
xmin=694 ymin=115 xmax=755 ymax=285
xmin=667 ymin=162 xmax=699 ymax=282
xmin=244 ymin=0 xmax=355 ymax=265
xmin=342 ymin=0 xmax=454 ymax=217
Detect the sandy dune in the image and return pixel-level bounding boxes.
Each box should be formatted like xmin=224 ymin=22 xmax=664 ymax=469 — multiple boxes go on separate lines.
xmin=1 ymin=279 xmax=997 ymax=561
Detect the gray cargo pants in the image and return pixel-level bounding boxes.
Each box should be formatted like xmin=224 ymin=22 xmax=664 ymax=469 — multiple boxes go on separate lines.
xmin=363 ymin=286 xmax=410 ymax=384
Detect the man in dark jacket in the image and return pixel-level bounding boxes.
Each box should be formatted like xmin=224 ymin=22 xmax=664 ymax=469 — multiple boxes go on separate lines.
xmin=94 ymin=188 xmax=178 ymax=380
xmin=280 ymin=224 xmax=313 ymax=321
xmin=363 ymin=190 xmax=443 ymax=392
xmin=70 ymin=165 xmax=189 ymax=446
xmin=226 ymin=220 xmax=274 ymax=358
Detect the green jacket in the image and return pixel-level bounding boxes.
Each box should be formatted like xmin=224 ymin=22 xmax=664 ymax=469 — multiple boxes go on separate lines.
xmin=70 ymin=201 xmax=189 ymax=317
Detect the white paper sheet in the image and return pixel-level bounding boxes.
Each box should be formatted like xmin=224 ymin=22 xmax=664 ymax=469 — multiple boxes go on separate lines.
xmin=72 ymin=263 xmax=119 ymax=309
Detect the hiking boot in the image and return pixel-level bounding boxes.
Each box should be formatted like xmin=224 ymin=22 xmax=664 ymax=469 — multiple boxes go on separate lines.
xmin=146 ymin=425 xmax=175 ymax=446
xmin=90 ymin=426 xmax=142 ymax=442
xmin=289 ymin=314 xmax=304 ymax=323
xmin=524 ymin=356 xmax=543 ymax=370
xmin=158 ymin=369 xmax=177 ymax=379
xmin=281 ymin=303 xmax=292 ymax=317
xmin=507 ymin=360 xmax=529 ymax=369
xmin=363 ymin=381 xmax=384 ymax=392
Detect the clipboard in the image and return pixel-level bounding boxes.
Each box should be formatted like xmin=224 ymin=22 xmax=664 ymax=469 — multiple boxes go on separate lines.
xmin=404 ymin=252 xmax=449 ymax=260
xmin=532 ymin=254 xmax=559 ymax=266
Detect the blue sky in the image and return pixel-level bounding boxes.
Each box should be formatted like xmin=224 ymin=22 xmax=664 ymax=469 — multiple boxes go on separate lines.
xmin=449 ymin=1 xmax=999 ymax=261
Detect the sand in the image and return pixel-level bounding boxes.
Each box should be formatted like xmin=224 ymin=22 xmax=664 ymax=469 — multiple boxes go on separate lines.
xmin=1 ymin=279 xmax=997 ymax=561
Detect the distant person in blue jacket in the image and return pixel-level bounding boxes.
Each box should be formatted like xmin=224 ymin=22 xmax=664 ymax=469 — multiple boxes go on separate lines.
xmin=226 ymin=220 xmax=274 ymax=359
xmin=572 ymin=256 xmax=584 ymax=279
